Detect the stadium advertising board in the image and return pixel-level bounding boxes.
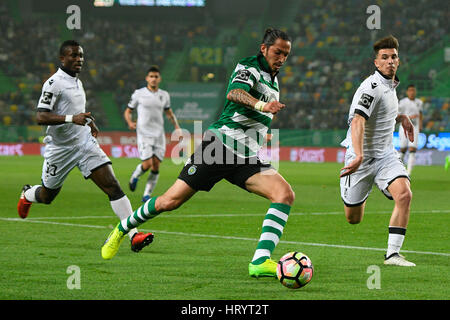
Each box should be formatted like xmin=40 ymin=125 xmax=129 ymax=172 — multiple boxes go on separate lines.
xmin=393 ymin=132 xmax=450 ymax=151
xmin=2 ymin=132 xmax=448 ymax=165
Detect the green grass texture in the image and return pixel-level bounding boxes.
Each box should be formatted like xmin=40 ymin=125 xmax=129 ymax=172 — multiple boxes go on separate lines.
xmin=0 ymin=156 xmax=448 ymax=300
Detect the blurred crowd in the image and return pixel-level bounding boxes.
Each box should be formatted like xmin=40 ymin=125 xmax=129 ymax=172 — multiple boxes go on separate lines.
xmin=0 ymin=6 xmax=108 ymax=135
xmin=272 ymin=0 xmax=449 ymax=131
xmin=0 ymin=0 xmax=448 ymax=142
xmin=71 ymin=14 xmax=219 ymax=115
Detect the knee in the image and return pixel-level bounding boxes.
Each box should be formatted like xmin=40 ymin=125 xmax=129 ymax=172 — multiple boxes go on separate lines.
xmin=141 ymin=161 xmax=151 ymax=171
xmin=345 ymin=206 xmax=364 ymax=224
xmin=151 ymin=162 xmax=160 ymax=172
xmin=285 ymin=189 xmax=295 ymax=206
xmin=396 ymin=189 xmax=412 ymax=206
xmin=272 ymin=186 xmax=295 ymax=206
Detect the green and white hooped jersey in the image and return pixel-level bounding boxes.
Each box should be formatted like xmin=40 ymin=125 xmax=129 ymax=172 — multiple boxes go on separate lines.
xmin=208 ymin=54 xmax=279 ymax=158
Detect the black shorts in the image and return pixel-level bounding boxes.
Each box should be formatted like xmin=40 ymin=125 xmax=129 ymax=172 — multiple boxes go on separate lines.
xmin=178 ymin=131 xmax=273 ymax=192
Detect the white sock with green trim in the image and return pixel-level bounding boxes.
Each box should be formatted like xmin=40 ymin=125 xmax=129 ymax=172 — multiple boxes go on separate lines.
xmin=251 ymin=203 xmax=291 ymax=265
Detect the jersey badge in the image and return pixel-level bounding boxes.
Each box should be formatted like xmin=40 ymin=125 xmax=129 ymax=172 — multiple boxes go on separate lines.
xmin=358 ymin=93 xmax=374 ymax=109
xmin=40 ymin=91 xmax=53 ymax=105
xmin=235 ymin=69 xmax=251 ymax=82
xmin=187 ymin=165 xmax=197 ymax=175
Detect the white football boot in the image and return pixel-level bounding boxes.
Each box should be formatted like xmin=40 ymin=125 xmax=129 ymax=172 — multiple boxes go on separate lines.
xmin=384 ymin=253 xmax=416 ymax=267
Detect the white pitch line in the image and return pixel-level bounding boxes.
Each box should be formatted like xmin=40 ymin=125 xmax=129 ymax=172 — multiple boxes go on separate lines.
xmin=1 ymin=217 xmax=449 ymax=257
xmin=15 ymin=209 xmax=450 ymax=221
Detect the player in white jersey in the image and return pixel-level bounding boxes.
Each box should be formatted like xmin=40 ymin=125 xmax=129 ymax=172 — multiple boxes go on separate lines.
xmin=124 ymin=66 xmax=181 ymax=202
xmin=17 ymin=40 xmax=153 ymax=253
xmin=340 ymin=35 xmax=416 ymax=266
xmin=398 ymin=84 xmax=423 ymax=175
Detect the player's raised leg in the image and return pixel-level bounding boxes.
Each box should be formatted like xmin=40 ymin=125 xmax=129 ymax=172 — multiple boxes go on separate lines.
xmin=384 ymin=177 xmax=415 ymax=266
xmin=129 ymin=162 xmax=147 ymax=192
xmin=17 ymin=185 xmax=33 ymax=218
xmin=142 ymin=156 xmax=161 ymax=202
xmin=344 ymin=202 xmax=366 ymax=224
xmin=89 ymin=163 xmax=154 ymax=253
xmin=17 ymin=184 xmax=61 ymax=218
xmin=101 ymin=179 xmax=196 ymax=260
xmin=245 ymin=169 xmax=295 ymax=277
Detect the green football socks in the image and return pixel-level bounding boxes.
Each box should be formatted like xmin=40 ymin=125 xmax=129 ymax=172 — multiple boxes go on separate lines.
xmin=118 ymin=196 xmax=160 ymax=234
xmin=251 ymin=203 xmax=291 ymax=265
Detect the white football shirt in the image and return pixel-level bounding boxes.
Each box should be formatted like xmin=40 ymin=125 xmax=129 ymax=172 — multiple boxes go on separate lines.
xmin=128 ymin=87 xmax=171 ymax=138
xmin=341 ymin=69 xmax=400 ymax=158
xmin=37 ymin=68 xmax=90 ymax=146
xmin=398 ymin=97 xmax=423 ymax=127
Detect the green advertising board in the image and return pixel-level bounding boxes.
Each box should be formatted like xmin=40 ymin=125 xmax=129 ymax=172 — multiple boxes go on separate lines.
xmin=164 ymin=82 xmax=225 ymax=133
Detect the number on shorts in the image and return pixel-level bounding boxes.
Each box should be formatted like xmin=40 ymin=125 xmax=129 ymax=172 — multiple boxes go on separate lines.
xmin=46 ymin=163 xmax=57 ymax=176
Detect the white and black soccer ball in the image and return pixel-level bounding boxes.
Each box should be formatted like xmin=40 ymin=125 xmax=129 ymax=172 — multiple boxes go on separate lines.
xmin=277 ymin=252 xmax=314 ymax=289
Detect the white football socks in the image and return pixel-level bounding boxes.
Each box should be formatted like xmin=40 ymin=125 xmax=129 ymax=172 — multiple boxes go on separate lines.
xmin=131 ymin=163 xmax=147 ymax=180
xmin=386 ymin=226 xmax=406 ymax=258
xmin=24 ymin=185 xmax=41 ymax=203
xmin=110 ymin=195 xmax=137 ymax=239
xmin=407 ymin=152 xmax=416 ymax=175
xmin=143 ymin=171 xmax=159 ymax=197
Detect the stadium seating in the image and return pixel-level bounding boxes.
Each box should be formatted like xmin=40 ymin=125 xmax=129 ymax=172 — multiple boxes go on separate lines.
xmin=0 ymin=0 xmax=448 ymax=143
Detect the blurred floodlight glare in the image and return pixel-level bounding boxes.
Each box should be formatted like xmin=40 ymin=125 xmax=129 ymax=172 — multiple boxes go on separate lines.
xmin=93 ymin=0 xmax=114 ymax=7
xmin=94 ymin=0 xmax=206 ymax=6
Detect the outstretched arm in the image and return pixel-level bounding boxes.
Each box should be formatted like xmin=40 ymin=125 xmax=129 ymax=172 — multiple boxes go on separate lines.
xmin=226 ymin=88 xmax=286 ymax=114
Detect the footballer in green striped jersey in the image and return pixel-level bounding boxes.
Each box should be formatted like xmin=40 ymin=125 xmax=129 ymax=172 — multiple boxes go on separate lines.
xmin=102 ymin=29 xmax=296 ymax=279
xmin=208 ymin=52 xmax=282 ymax=157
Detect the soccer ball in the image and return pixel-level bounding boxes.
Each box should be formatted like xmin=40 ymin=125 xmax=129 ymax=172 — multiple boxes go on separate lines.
xmin=277 ymin=252 xmax=314 ymax=289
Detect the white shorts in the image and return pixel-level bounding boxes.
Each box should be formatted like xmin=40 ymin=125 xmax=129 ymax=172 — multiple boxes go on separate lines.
xmin=41 ymin=135 xmax=111 ymax=189
xmin=137 ymin=134 xmax=166 ymax=161
xmin=340 ymin=149 xmax=409 ymax=206
xmin=399 ymin=122 xmax=419 ymax=149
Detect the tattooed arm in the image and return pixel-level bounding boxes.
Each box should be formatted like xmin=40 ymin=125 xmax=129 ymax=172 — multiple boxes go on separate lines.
xmin=226 ymin=89 xmax=286 ymax=114
xmin=227 ymin=88 xmax=259 ymax=108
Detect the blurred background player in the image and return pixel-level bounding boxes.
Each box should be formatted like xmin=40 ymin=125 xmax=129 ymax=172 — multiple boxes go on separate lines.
xmin=124 ymin=66 xmax=181 ymax=202
xmin=102 ymin=28 xmax=295 ymax=279
xmin=398 ymin=84 xmax=423 ymax=175
xmin=17 ymin=40 xmax=153 ymax=253
xmin=339 ymin=35 xmax=416 ymax=267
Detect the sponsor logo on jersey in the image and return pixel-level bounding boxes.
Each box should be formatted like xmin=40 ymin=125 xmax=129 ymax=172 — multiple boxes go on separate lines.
xmin=234 ymin=69 xmax=251 ymax=82
xmin=40 ymin=91 xmax=53 ymax=105
xmin=260 ymin=94 xmax=270 ymax=102
xmin=358 ymin=93 xmax=374 ymax=109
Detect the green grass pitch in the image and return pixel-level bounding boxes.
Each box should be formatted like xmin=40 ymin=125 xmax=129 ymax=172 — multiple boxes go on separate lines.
xmin=0 ymin=155 xmax=448 ymax=300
